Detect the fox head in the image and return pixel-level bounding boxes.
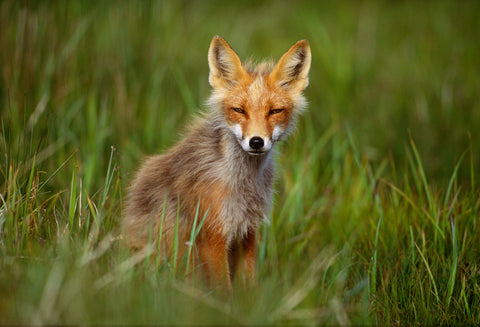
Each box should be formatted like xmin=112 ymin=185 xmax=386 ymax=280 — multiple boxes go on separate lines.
xmin=207 ymin=36 xmax=311 ymax=155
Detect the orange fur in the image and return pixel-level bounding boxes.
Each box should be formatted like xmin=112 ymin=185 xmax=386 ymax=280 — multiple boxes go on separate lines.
xmin=123 ymin=36 xmax=311 ymax=289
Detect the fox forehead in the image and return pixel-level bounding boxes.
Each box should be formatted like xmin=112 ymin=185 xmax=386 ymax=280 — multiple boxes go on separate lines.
xmin=223 ymin=74 xmax=293 ymax=112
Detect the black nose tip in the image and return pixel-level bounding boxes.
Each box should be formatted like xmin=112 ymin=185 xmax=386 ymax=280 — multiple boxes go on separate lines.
xmin=249 ymin=137 xmax=264 ymax=150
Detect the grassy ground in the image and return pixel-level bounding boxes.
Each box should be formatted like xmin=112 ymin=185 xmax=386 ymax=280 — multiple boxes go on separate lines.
xmin=1 ymin=0 xmax=479 ymax=325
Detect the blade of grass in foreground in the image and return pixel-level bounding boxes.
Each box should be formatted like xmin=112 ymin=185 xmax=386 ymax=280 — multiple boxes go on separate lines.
xmin=155 ymin=193 xmax=169 ymax=269
xmin=185 ymin=200 xmax=209 ymax=277
xmin=171 ymin=196 xmax=181 ymax=279
xmin=370 ymin=216 xmax=382 ymax=294
xmin=409 ymin=133 xmax=442 ymax=241
xmin=446 ymin=216 xmax=458 ymax=307
xmin=68 ymin=165 xmax=78 ymax=233
xmin=443 ymin=149 xmax=467 ymax=208
xmin=414 ymin=242 xmax=440 ymax=305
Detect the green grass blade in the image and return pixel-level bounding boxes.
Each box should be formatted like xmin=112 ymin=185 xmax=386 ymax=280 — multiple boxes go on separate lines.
xmin=408 ymin=133 xmax=440 ymax=240
xmin=444 ymin=149 xmax=467 ymax=208
xmin=446 ymin=217 xmax=458 ymax=307
xmin=414 ymin=242 xmax=440 ymax=305
xmin=171 ymin=195 xmax=181 ymax=279
xmin=155 ymin=192 xmax=169 ymax=269
xmin=370 ymin=216 xmax=382 ymax=294
xmin=185 ymin=200 xmax=201 ymax=275
xmin=68 ymin=166 xmax=77 ymax=232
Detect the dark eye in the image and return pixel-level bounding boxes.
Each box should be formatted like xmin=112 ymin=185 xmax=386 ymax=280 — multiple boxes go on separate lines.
xmin=232 ymin=108 xmax=246 ymax=114
xmin=269 ymin=109 xmax=284 ymax=115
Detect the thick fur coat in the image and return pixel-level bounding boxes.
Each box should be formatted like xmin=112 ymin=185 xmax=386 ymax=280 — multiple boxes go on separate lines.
xmin=123 ymin=36 xmax=311 ymax=289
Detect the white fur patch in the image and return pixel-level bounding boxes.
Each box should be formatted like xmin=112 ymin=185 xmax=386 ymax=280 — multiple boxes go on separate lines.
xmin=262 ymin=137 xmax=272 ymax=151
xmin=231 ymin=123 xmax=243 ymax=139
xmin=272 ymin=125 xmax=284 ymax=142
xmin=230 ymin=124 xmax=250 ymax=152
xmin=241 ymin=138 xmax=251 ymax=152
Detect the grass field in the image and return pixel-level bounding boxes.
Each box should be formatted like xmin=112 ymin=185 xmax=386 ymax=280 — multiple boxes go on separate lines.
xmin=1 ymin=0 xmax=480 ymax=325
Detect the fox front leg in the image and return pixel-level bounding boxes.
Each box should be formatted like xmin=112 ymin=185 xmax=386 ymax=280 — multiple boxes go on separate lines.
xmin=229 ymin=229 xmax=256 ymax=285
xmin=196 ymin=231 xmax=232 ymax=291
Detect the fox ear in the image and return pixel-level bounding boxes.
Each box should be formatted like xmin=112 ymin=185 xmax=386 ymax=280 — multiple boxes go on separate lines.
xmin=208 ymin=36 xmax=248 ymax=89
xmin=270 ymin=40 xmax=311 ymax=93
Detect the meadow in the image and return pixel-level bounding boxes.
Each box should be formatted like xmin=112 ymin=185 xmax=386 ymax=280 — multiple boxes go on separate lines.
xmin=1 ymin=0 xmax=479 ymax=325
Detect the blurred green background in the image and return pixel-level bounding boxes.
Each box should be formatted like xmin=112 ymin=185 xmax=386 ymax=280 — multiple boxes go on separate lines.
xmin=1 ymin=0 xmax=479 ymax=325
xmin=2 ymin=0 xmax=479 ymax=185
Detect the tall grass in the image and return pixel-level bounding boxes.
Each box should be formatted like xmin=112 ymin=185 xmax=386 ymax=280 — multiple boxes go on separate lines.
xmin=1 ymin=0 xmax=479 ymax=325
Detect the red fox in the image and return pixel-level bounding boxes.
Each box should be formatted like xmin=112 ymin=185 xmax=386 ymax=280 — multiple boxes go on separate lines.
xmin=123 ymin=36 xmax=311 ymax=289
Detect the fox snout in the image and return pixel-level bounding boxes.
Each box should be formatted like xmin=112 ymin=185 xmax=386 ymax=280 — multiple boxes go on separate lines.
xmin=229 ymin=124 xmax=276 ymax=155
xmin=240 ymin=133 xmax=271 ymax=155
xmin=245 ymin=135 xmax=270 ymax=155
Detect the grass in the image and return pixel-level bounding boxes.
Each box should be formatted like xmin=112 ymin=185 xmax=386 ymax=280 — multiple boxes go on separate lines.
xmin=1 ymin=0 xmax=480 ymax=325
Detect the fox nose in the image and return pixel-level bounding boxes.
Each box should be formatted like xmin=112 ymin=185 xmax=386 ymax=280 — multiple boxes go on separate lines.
xmin=249 ymin=137 xmax=264 ymax=150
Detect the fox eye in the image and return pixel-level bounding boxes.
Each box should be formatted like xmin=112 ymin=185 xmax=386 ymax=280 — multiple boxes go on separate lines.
xmin=269 ymin=108 xmax=284 ymax=115
xmin=232 ymin=108 xmax=246 ymax=114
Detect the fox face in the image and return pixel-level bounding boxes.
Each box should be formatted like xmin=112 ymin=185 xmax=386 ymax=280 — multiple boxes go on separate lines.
xmin=222 ymin=78 xmax=294 ymax=154
xmin=208 ymin=36 xmax=311 ymax=155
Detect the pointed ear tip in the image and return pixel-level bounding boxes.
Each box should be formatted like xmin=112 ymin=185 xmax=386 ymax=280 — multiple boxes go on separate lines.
xmin=211 ymin=35 xmax=228 ymax=46
xmin=296 ymin=39 xmax=311 ymax=50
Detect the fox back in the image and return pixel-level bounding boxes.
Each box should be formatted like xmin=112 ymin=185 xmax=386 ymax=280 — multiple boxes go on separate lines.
xmin=123 ymin=36 xmax=311 ymax=289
